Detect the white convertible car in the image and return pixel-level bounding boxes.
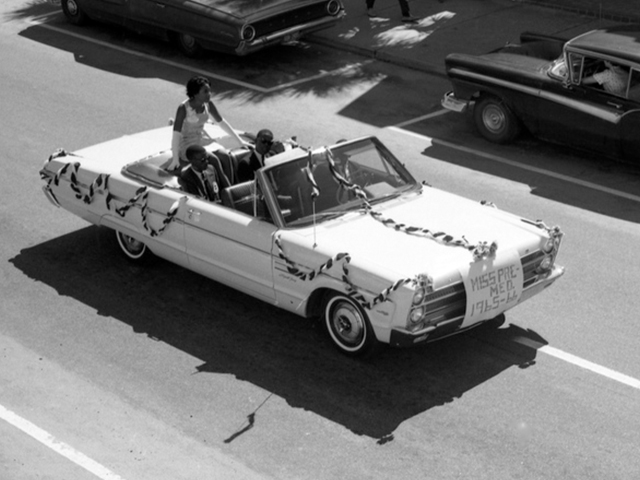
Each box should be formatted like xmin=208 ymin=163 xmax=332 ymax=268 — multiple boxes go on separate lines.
xmin=40 ymin=124 xmax=565 ymax=356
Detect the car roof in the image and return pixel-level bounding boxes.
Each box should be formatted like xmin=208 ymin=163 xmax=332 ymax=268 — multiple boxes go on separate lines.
xmin=567 ymin=26 xmax=640 ymax=64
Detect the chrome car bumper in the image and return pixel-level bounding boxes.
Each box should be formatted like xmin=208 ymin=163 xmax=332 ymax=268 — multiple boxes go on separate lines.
xmin=389 ymin=264 xmax=565 ymax=348
xmin=236 ymin=12 xmax=346 ymax=55
xmin=441 ymin=91 xmax=469 ymax=113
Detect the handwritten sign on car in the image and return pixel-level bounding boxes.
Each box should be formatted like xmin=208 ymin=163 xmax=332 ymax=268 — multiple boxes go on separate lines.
xmin=461 ymin=249 xmax=524 ymax=326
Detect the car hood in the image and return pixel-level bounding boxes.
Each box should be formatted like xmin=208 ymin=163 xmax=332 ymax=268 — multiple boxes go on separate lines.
xmin=481 ymin=52 xmax=550 ymax=73
xmin=279 ymin=188 xmax=546 ymax=288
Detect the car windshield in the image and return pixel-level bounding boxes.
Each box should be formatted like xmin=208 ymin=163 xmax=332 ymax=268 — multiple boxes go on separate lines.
xmin=263 ymin=138 xmax=419 ymax=227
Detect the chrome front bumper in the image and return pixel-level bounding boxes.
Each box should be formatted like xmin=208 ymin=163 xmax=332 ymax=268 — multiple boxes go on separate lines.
xmin=441 ymin=91 xmax=469 ymax=113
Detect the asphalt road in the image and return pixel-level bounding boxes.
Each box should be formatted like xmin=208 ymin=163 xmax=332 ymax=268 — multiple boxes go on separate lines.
xmin=2 ymin=1 xmax=640 ymax=479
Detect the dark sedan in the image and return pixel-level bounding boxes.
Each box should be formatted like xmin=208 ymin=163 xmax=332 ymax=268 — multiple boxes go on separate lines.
xmin=442 ymin=26 xmax=640 ymax=163
xmin=60 ymin=0 xmax=344 ymax=56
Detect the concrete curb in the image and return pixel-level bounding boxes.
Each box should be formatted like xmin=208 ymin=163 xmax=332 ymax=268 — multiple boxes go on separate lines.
xmin=514 ymin=0 xmax=640 ymax=24
xmin=308 ymin=1 xmax=640 ymax=76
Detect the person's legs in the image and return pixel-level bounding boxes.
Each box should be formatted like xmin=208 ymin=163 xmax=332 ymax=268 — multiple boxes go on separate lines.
xmin=397 ymin=0 xmax=410 ymax=16
xmin=365 ymin=0 xmax=375 ymax=9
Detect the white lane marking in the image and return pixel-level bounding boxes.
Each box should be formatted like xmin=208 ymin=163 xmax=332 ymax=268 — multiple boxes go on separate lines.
xmin=514 ymin=336 xmax=640 ymax=390
xmin=393 ymin=109 xmax=449 ymax=128
xmin=387 ymin=122 xmax=640 ymax=204
xmin=0 ymin=404 xmax=126 ymax=480
xmin=30 ymin=12 xmax=365 ymax=94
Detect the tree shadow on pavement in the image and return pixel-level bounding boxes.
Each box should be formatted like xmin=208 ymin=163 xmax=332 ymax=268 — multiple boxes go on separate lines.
xmin=10 ymin=225 xmax=548 ymax=442
xmin=16 ymin=4 xmax=381 ymax=102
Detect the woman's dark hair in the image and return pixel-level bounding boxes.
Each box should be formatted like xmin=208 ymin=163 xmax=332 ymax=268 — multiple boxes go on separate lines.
xmin=186 ymin=76 xmax=210 ymax=98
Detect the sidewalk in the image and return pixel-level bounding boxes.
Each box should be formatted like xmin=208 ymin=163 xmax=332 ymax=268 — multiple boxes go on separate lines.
xmin=309 ymin=0 xmax=640 ymax=75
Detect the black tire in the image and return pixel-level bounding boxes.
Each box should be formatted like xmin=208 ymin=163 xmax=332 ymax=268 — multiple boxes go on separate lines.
xmin=62 ymin=0 xmax=89 ymax=26
xmin=324 ymin=294 xmax=380 ymax=357
xmin=473 ymin=96 xmax=520 ymax=144
xmin=115 ymin=230 xmax=150 ymax=263
xmin=173 ymin=32 xmax=203 ymax=57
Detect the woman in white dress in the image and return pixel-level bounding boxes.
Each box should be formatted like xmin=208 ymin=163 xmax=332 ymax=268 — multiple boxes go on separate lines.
xmin=168 ymin=75 xmax=244 ymax=172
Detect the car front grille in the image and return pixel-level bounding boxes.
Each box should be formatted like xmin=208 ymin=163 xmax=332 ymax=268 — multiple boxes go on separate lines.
xmin=521 ymin=249 xmax=546 ymax=288
xmin=412 ymin=249 xmax=545 ymax=330
xmin=420 ymin=282 xmax=467 ymax=327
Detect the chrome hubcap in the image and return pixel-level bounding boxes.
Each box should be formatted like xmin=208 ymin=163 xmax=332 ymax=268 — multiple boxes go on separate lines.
xmin=331 ymin=302 xmax=364 ymax=346
xmin=483 ymin=105 xmax=506 ymax=133
xmin=121 ymin=234 xmax=144 ymax=255
xmin=67 ymin=0 xmax=78 ymax=15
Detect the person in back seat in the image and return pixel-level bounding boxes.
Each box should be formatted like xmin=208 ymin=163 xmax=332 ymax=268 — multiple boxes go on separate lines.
xmin=179 ymin=145 xmax=228 ymax=203
xmin=237 ymin=129 xmax=274 ymax=182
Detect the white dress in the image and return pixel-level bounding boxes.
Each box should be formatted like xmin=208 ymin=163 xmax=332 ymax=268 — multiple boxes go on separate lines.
xmin=178 ymin=100 xmax=217 ymax=159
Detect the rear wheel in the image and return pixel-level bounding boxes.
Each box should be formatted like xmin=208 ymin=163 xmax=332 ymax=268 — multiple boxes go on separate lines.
xmin=473 ymin=95 xmax=520 ymax=144
xmin=173 ymin=32 xmax=203 ymax=57
xmin=324 ymin=294 xmax=380 ymax=357
xmin=115 ymin=231 xmax=150 ymax=263
xmin=61 ymin=0 xmax=89 ymax=25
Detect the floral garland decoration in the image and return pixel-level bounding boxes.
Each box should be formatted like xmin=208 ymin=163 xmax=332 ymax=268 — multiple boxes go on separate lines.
xmin=275 ymin=234 xmax=420 ymax=310
xmin=44 ymin=151 xmax=182 ymax=237
xmin=41 ymin=149 xmax=76 ymax=205
xmin=319 ymin=148 xmax=498 ymax=261
xmin=523 ymin=218 xmax=564 ymax=249
xmin=140 ymin=192 xmax=184 ymax=237
xmin=274 ymin=235 xmax=348 ymax=281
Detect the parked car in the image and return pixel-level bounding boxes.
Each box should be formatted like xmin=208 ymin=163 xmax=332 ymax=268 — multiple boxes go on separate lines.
xmin=39 ymin=123 xmax=564 ymax=356
xmin=442 ymin=26 xmax=640 ymax=162
xmin=60 ymin=0 xmax=345 ymax=56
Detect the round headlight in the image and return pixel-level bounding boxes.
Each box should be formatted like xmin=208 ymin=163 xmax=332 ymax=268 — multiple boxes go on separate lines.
xmin=412 ymin=287 xmax=425 ymax=305
xmin=326 ymin=0 xmax=341 ymax=15
xmin=542 ymin=237 xmax=555 ymax=253
xmin=410 ymin=307 xmax=425 ymax=324
xmin=241 ymin=25 xmax=256 ymax=42
xmin=537 ymin=255 xmax=553 ymax=272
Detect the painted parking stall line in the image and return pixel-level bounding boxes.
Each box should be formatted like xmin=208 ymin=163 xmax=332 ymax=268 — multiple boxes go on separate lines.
xmin=30 ymin=13 xmax=365 ymax=94
xmin=0 ymin=404 xmax=126 ymax=480
xmin=387 ymin=123 xmax=640 ymax=204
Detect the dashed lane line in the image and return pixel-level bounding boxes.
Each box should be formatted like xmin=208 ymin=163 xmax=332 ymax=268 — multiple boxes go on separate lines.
xmin=514 ymin=336 xmax=640 ymax=390
xmin=0 ymin=404 xmax=126 ymax=480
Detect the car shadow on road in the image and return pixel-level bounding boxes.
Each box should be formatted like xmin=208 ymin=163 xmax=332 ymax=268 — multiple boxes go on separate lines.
xmin=422 ymin=128 xmax=640 ymax=224
xmin=10 ymin=225 xmax=548 ymax=442
xmin=17 ymin=4 xmax=381 ymax=101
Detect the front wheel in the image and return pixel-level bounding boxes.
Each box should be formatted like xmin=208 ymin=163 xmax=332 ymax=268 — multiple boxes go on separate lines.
xmin=62 ymin=0 xmax=89 ymax=25
xmin=473 ymin=96 xmax=520 ymax=144
xmin=115 ymin=231 xmax=150 ymax=263
xmin=173 ymin=32 xmax=203 ymax=57
xmin=324 ymin=294 xmax=380 ymax=357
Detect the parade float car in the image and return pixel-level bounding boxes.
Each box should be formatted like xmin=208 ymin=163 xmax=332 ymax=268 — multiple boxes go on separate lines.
xmin=39 ymin=124 xmax=564 ymax=357
xmin=59 ymin=0 xmax=344 ymax=56
xmin=442 ymin=26 xmax=640 ymax=162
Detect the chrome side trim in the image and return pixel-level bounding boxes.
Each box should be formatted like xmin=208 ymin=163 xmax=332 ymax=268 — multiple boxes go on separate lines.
xmin=448 ymin=68 xmax=623 ymax=124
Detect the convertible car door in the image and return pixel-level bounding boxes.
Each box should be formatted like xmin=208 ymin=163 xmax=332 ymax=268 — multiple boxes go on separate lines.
xmin=182 ymin=197 xmax=277 ymax=304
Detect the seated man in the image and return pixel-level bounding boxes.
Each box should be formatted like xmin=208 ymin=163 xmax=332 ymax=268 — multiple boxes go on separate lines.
xmin=179 ymin=145 xmax=228 ymax=203
xmin=582 ymin=60 xmax=629 ymax=95
xmin=237 ymin=129 xmax=275 ymax=183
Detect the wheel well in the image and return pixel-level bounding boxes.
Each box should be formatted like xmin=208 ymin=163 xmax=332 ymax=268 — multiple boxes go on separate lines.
xmin=305 ymin=288 xmax=335 ymax=318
